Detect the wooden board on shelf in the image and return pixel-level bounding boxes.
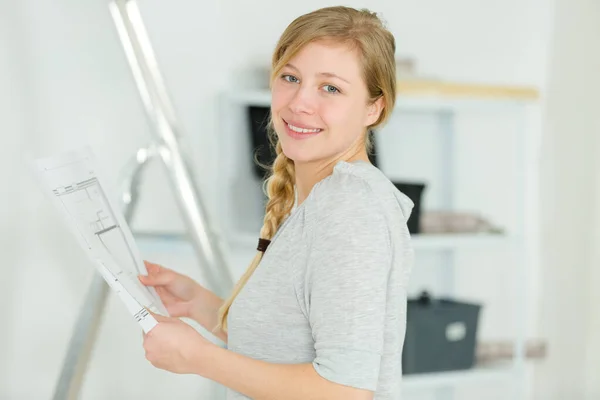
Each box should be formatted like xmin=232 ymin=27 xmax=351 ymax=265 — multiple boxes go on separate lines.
xmin=397 ymin=80 xmax=540 ymax=101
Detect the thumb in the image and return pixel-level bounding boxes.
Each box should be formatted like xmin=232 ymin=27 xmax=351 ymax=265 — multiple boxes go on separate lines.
xmin=146 ymin=308 xmax=170 ymax=323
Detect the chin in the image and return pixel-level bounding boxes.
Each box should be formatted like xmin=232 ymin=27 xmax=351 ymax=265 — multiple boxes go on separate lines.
xmin=278 ymin=140 xmax=315 ymax=163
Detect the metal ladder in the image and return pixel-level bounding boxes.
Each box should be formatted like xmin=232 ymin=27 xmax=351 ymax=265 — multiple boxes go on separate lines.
xmin=52 ymin=1 xmax=234 ymax=398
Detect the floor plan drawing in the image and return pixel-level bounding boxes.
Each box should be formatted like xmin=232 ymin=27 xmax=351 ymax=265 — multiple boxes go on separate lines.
xmin=33 ymin=147 xmax=168 ymax=332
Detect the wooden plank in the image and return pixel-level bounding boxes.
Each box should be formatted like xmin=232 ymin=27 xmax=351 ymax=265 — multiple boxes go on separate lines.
xmin=398 ymin=80 xmax=540 ymax=100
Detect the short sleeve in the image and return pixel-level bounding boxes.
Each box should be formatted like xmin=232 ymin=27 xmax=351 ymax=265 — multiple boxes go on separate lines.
xmin=307 ymin=175 xmax=391 ymax=391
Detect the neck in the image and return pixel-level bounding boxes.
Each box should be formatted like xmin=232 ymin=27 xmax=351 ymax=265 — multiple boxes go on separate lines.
xmin=294 ymin=146 xmax=370 ymax=206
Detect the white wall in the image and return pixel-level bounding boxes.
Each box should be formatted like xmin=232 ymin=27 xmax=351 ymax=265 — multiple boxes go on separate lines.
xmin=2 ymin=0 xmax=226 ymax=398
xmin=583 ymin=5 xmax=600 ymax=396
xmin=1 ymin=0 xmax=564 ymax=399
xmin=587 ymin=122 xmax=600 ymax=397
xmin=534 ymin=0 xmax=600 ymax=398
xmin=0 ymin=1 xmax=26 ymax=394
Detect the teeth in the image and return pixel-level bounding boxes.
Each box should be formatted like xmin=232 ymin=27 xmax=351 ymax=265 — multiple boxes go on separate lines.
xmin=288 ymin=123 xmax=321 ymax=133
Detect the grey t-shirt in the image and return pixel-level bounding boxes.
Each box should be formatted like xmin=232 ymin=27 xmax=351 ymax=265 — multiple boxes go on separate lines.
xmin=226 ymin=160 xmax=415 ymax=399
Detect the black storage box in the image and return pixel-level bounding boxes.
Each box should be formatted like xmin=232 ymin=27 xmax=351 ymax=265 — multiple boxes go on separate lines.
xmin=402 ymin=292 xmax=481 ymax=374
xmin=392 ymin=182 xmax=425 ymax=234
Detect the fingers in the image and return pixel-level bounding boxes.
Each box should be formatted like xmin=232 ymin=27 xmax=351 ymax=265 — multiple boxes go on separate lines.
xmin=139 ymin=262 xmax=173 ymax=287
xmin=139 ymin=273 xmax=170 ymax=287
xmin=144 ymin=260 xmax=162 ymax=274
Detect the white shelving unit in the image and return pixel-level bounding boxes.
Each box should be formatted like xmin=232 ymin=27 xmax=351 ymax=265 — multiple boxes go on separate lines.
xmin=216 ymin=80 xmax=540 ymax=399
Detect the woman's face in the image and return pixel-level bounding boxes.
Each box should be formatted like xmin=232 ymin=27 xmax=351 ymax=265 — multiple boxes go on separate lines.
xmin=270 ymin=40 xmax=383 ymax=165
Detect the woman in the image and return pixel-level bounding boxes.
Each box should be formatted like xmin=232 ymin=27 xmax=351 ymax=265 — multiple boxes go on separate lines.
xmin=139 ymin=6 xmax=414 ymax=400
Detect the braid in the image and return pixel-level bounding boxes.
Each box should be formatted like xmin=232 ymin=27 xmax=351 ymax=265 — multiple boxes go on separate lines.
xmin=261 ymin=141 xmax=296 ymax=238
xmin=216 ymin=140 xmax=295 ymax=332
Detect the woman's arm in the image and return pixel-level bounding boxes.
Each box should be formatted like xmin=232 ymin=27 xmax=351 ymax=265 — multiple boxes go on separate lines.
xmin=188 ymin=288 xmax=228 ymax=343
xmin=143 ymin=316 xmax=373 ymax=400
xmin=196 ymin=345 xmax=373 ymax=400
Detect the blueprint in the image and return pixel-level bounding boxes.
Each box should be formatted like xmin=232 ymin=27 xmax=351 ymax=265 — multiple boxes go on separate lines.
xmin=33 ymin=147 xmax=168 ymax=333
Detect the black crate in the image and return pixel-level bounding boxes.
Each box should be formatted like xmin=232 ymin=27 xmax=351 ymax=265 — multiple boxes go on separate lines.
xmin=402 ymin=292 xmax=481 ymax=374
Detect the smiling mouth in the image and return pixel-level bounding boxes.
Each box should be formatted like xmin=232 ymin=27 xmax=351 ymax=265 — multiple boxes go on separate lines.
xmin=283 ymin=119 xmax=322 ymax=134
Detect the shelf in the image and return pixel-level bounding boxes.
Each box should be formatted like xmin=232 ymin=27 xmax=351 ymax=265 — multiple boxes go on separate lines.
xmin=227 ymin=231 xmax=513 ymax=251
xmin=397 ymin=80 xmax=539 ymax=100
xmin=403 ymin=362 xmax=517 ymax=390
xmin=216 ymin=75 xmax=535 ymax=399
xmin=410 ymin=233 xmax=514 ymax=249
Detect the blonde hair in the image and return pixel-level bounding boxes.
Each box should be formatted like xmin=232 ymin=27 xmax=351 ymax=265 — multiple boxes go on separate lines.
xmin=217 ymin=6 xmax=397 ymax=332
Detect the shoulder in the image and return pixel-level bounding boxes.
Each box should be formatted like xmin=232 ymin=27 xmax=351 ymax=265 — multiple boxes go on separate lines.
xmin=303 ymin=162 xmax=393 ymax=273
xmin=307 ymin=161 xmax=415 ymax=227
xmin=302 ymin=161 xmax=393 ymax=244
xmin=309 ymin=161 xmax=382 ymax=216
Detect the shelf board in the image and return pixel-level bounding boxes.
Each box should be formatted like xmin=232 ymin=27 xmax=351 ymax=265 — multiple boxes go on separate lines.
xmin=397 ymin=80 xmax=539 ymax=100
xmin=402 ymin=362 xmax=517 ymax=390
xmin=410 ymin=233 xmax=513 ymax=249
xmin=228 ymin=231 xmax=512 ymax=251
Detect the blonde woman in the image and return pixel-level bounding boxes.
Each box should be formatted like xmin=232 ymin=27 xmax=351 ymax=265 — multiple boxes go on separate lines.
xmin=139 ymin=6 xmax=414 ymax=399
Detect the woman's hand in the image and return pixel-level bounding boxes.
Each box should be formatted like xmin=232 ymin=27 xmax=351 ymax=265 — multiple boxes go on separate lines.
xmin=143 ymin=313 xmax=214 ymax=375
xmin=139 ymin=261 xmax=228 ymax=343
xmin=139 ymin=261 xmax=202 ymax=319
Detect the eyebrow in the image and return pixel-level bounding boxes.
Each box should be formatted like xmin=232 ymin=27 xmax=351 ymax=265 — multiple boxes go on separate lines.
xmin=285 ymin=63 xmax=351 ymax=85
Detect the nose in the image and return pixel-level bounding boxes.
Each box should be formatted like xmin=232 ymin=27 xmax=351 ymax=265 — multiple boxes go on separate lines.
xmin=288 ymin=86 xmax=316 ymax=115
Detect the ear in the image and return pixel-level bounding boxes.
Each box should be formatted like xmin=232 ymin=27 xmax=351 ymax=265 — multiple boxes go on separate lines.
xmin=364 ymin=96 xmax=385 ymax=127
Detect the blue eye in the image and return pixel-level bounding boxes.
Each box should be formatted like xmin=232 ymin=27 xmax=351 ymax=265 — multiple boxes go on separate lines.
xmin=323 ymin=85 xmax=340 ymax=94
xmin=282 ymin=74 xmax=299 ymax=83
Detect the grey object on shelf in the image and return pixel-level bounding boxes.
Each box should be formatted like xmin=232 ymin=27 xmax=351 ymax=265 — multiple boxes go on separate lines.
xmin=420 ymin=211 xmax=504 ymax=234
xmin=403 ymin=291 xmax=482 ymax=375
